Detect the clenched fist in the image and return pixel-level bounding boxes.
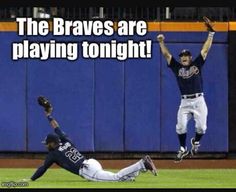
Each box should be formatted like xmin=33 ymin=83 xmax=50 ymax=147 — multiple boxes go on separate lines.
xmin=157 ymin=34 xmax=165 ymax=42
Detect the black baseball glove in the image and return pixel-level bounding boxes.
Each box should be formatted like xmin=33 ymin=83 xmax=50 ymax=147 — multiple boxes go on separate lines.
xmin=37 ymin=96 xmax=53 ymax=113
xmin=203 ymin=16 xmax=215 ymax=32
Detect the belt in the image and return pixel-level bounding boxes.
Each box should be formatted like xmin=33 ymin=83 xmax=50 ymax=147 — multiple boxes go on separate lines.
xmin=181 ymin=93 xmax=203 ymax=99
xmin=79 ymin=158 xmax=86 ymax=169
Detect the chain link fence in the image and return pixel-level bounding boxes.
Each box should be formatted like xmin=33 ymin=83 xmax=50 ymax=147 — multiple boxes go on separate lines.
xmin=0 ymin=7 xmax=235 ymax=21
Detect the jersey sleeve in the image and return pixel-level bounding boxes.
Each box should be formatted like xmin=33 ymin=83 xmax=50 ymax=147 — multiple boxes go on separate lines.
xmin=168 ymin=57 xmax=180 ymax=73
xmin=54 ymin=127 xmax=73 ymax=144
xmin=194 ymin=54 xmax=205 ymax=68
xmin=31 ymin=154 xmax=54 ymax=181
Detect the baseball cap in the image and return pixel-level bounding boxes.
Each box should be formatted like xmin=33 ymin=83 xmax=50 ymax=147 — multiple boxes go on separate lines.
xmin=42 ymin=133 xmax=60 ymax=144
xmin=179 ymin=49 xmax=192 ymax=57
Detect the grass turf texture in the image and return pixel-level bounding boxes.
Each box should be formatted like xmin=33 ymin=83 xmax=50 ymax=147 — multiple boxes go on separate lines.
xmin=0 ymin=168 xmax=236 ymax=188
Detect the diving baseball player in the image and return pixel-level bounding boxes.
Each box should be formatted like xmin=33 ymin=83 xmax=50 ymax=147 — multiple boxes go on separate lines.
xmin=157 ymin=16 xmax=215 ymax=162
xmin=26 ymin=96 xmax=157 ymax=182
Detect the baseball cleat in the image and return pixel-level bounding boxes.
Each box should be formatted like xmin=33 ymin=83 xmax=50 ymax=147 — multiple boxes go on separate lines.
xmin=142 ymin=155 xmax=158 ymax=176
xmin=119 ymin=176 xmax=136 ymax=182
xmin=174 ymin=147 xmax=189 ymax=163
xmin=190 ymin=138 xmax=200 ymax=156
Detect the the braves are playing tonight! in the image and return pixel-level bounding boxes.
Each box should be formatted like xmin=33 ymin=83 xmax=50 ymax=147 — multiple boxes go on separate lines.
xmin=157 ymin=16 xmax=215 ymax=163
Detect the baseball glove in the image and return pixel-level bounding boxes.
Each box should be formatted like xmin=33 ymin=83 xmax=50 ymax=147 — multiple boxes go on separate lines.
xmin=37 ymin=96 xmax=53 ymax=113
xmin=203 ymin=16 xmax=215 ymax=32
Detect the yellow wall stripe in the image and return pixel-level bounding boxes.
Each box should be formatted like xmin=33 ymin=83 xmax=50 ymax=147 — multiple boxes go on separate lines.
xmin=229 ymin=22 xmax=236 ymax=31
xmin=0 ymin=21 xmax=236 ymax=32
xmin=148 ymin=22 xmax=229 ymax=32
xmin=0 ymin=22 xmax=17 ymax=31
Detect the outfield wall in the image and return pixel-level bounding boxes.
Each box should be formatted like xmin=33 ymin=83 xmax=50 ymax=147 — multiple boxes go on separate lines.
xmin=0 ymin=21 xmax=232 ymax=153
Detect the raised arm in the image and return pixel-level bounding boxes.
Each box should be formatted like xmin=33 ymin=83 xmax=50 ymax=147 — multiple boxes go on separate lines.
xmin=38 ymin=96 xmax=73 ymax=143
xmin=157 ymin=34 xmax=172 ymax=65
xmin=201 ymin=16 xmax=215 ymax=60
xmin=200 ymin=31 xmax=215 ymax=60
xmin=45 ymin=111 xmax=72 ymax=144
xmin=45 ymin=111 xmax=60 ymax=129
xmin=38 ymin=96 xmax=59 ymax=130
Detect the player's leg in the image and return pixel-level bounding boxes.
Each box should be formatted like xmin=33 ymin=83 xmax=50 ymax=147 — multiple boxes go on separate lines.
xmin=175 ymin=101 xmax=192 ymax=162
xmin=115 ymin=155 xmax=157 ymax=180
xmin=192 ymin=96 xmax=208 ymax=155
xmin=79 ymin=158 xmax=127 ymax=181
xmin=103 ymin=160 xmax=145 ymax=181
xmin=79 ymin=158 xmax=139 ymax=181
xmin=79 ymin=159 xmax=105 ymax=181
xmin=79 ymin=156 xmax=157 ymax=182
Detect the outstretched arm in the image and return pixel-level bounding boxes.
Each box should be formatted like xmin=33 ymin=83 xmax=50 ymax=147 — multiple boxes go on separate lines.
xmin=157 ymin=34 xmax=172 ymax=65
xmin=31 ymin=155 xmax=54 ymax=181
xmin=45 ymin=111 xmax=72 ymax=143
xmin=45 ymin=111 xmax=60 ymax=129
xmin=200 ymin=31 xmax=215 ymax=60
xmin=37 ymin=96 xmax=73 ymax=143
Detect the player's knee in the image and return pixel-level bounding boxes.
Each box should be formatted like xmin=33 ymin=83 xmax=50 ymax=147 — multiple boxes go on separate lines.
xmin=195 ymin=126 xmax=207 ymax=134
xmin=176 ymin=125 xmax=187 ymax=134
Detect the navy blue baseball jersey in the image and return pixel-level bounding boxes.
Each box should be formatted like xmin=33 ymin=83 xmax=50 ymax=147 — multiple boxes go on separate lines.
xmin=31 ymin=127 xmax=85 ymax=181
xmin=168 ymin=54 xmax=205 ymax=95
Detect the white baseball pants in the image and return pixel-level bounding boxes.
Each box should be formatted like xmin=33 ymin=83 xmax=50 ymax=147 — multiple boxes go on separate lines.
xmin=79 ymin=158 xmax=146 ymax=182
xmin=176 ymin=95 xmax=208 ymax=134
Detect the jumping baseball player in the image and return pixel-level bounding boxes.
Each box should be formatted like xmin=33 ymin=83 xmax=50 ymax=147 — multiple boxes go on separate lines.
xmin=26 ymin=96 xmax=157 ymax=182
xmin=157 ymin=17 xmax=215 ymax=163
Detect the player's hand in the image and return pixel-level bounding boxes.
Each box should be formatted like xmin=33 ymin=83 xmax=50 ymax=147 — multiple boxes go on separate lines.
xmin=37 ymin=96 xmax=53 ymax=115
xmin=157 ymin=34 xmax=165 ymax=42
xmin=45 ymin=109 xmax=52 ymax=117
xmin=203 ymin=16 xmax=215 ymax=32
xmin=44 ymin=106 xmax=53 ymax=116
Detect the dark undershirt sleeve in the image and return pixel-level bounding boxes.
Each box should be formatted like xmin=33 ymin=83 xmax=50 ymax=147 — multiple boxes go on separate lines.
xmin=168 ymin=57 xmax=180 ymax=74
xmin=194 ymin=54 xmax=205 ymax=68
xmin=54 ymin=127 xmax=74 ymax=145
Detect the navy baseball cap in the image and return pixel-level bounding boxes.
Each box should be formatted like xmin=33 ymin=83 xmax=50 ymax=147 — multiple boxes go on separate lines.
xmin=42 ymin=134 xmax=60 ymax=144
xmin=179 ymin=49 xmax=192 ymax=57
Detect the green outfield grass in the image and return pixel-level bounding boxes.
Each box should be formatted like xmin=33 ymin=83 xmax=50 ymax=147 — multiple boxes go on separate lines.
xmin=0 ymin=168 xmax=236 ymax=188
